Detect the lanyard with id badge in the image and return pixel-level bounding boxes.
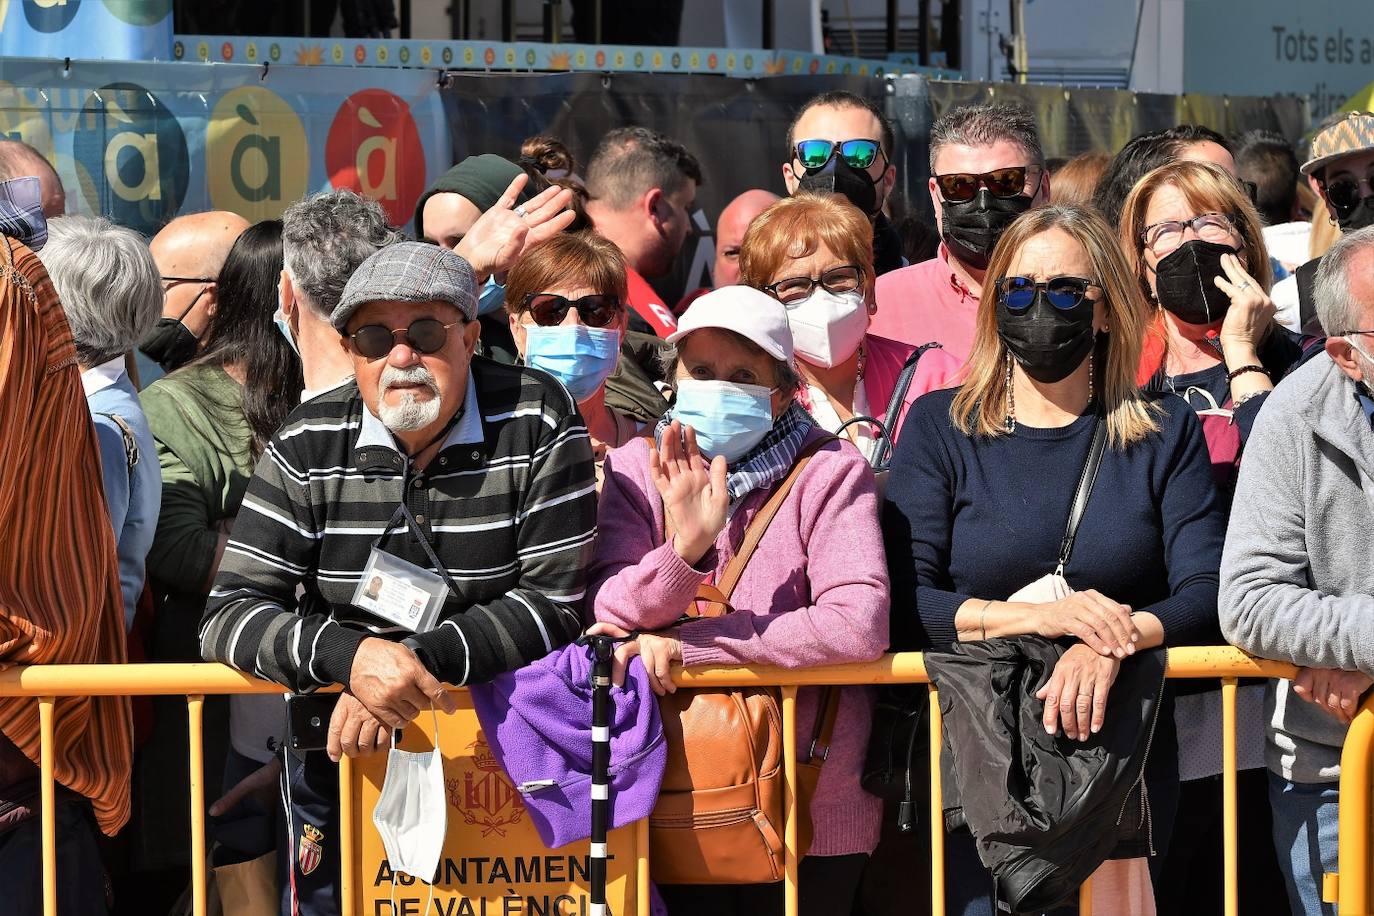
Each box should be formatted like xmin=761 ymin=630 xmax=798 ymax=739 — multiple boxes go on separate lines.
xmin=352 ymin=487 xmax=458 ymax=634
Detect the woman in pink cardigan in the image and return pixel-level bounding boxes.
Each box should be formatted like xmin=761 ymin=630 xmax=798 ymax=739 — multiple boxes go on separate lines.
xmin=739 ymin=192 xmax=961 ymax=459
xmin=587 ymin=285 xmax=890 ymax=916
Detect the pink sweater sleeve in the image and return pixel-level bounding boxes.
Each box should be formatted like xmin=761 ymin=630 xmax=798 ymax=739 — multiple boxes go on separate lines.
xmin=587 ymin=441 xmax=707 ymax=631
xmin=678 ymin=450 xmax=890 ymax=669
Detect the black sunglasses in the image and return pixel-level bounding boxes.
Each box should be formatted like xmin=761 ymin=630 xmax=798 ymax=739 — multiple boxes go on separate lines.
xmin=346 ymin=318 xmax=462 ymax=359
xmin=996 ymin=275 xmax=1099 ymax=312
xmin=1322 ymin=168 xmax=1374 ymax=216
xmin=522 ymin=293 xmax=621 ymax=328
xmin=935 ymin=166 xmax=1042 ymax=203
xmin=794 ymin=138 xmax=884 ymax=172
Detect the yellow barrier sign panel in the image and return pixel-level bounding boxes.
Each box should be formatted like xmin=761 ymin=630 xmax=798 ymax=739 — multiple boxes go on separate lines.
xmin=349 ymin=694 xmax=644 ymax=916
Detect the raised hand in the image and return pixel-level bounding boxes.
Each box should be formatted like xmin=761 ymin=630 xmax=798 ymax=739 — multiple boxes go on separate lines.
xmin=649 ymin=420 xmax=728 ymax=567
xmin=1215 ymin=252 xmax=1276 ymax=362
xmin=453 ymin=173 xmax=576 ymax=280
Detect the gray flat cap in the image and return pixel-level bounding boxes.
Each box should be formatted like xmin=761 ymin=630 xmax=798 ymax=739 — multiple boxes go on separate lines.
xmin=332 ymin=241 xmax=477 ymax=329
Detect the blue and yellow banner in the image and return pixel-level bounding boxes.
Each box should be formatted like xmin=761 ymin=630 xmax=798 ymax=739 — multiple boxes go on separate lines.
xmin=0 ymin=56 xmax=450 ymax=235
xmin=177 ymin=34 xmax=959 ymax=81
xmin=1 ymin=0 xmax=172 ymax=61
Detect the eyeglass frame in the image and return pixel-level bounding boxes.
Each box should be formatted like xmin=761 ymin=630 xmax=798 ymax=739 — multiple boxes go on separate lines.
xmin=762 ymin=263 xmax=866 ymax=304
xmin=1139 ymin=211 xmax=1240 ymax=255
xmin=344 ymin=317 xmax=465 ymax=360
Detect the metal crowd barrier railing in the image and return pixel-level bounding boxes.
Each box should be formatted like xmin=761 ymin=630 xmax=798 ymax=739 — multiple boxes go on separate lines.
xmin=3 ymin=647 xmax=1372 ymax=916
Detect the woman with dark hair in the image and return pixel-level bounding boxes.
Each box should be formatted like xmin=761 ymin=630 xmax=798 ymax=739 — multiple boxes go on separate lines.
xmin=137 ymin=220 xmax=299 ymax=876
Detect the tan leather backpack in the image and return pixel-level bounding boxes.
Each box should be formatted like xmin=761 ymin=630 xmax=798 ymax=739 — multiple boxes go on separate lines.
xmin=648 ymin=435 xmax=840 ymax=885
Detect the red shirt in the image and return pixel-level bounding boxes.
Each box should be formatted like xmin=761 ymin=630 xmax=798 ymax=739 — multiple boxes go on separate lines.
xmin=626 ymin=267 xmax=679 ymax=338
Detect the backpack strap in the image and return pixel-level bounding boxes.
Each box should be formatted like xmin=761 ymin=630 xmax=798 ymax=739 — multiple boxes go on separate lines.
xmin=97 ymin=412 xmax=139 ymax=481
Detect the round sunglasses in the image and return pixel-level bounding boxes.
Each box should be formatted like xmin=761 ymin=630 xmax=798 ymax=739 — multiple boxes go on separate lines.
xmin=522 ymin=293 xmax=621 ymax=328
xmin=934 ymin=166 xmax=1041 ymax=203
xmin=346 ymin=318 xmax=461 ymax=359
xmin=1322 ymin=169 xmax=1374 ymax=216
xmin=996 ymin=275 xmax=1100 ymax=312
xmin=794 ymin=138 xmax=883 ymax=172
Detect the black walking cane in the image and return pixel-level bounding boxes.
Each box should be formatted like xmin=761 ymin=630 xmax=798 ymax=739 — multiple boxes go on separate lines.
xmin=578 ymin=633 xmax=621 ymax=916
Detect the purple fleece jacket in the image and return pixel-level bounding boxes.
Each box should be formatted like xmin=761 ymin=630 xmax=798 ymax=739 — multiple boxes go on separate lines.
xmin=588 ymin=428 xmax=890 ymax=856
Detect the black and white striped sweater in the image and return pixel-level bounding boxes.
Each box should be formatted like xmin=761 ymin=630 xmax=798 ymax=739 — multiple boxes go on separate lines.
xmin=201 ymin=356 xmax=597 ymax=691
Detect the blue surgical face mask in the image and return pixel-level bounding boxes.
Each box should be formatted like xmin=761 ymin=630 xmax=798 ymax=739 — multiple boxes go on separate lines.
xmin=477 ymin=275 xmax=507 ymax=317
xmin=670 ymin=378 xmax=776 ymax=462
xmin=273 ymin=299 xmax=299 ymax=356
xmin=524 ymin=325 xmax=621 ymax=403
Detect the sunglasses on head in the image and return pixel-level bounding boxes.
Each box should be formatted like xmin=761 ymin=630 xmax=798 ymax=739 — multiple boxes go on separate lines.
xmin=522 ymin=293 xmax=621 ymax=328
xmin=346 ymin=317 xmax=462 ymax=360
xmin=1322 ymin=168 xmax=1374 ymax=215
xmin=996 ymin=275 xmax=1099 ymax=312
xmin=794 ymin=138 xmax=883 ymax=172
xmin=935 ymin=166 xmax=1041 ymax=203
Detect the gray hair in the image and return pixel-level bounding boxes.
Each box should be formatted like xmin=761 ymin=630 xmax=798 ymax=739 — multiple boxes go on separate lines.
xmin=281 ymin=189 xmax=400 ymax=318
xmin=39 ymin=215 xmax=161 ymax=366
xmin=928 ymin=103 xmax=1044 ymax=171
xmin=1314 ymin=225 xmax=1374 ymax=336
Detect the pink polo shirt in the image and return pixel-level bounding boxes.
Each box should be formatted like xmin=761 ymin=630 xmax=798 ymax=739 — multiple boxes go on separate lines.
xmin=870 ymin=245 xmax=980 ymax=363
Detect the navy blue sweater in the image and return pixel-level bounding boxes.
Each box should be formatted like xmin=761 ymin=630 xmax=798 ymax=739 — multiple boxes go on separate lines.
xmin=882 ymin=388 xmax=1225 ymax=652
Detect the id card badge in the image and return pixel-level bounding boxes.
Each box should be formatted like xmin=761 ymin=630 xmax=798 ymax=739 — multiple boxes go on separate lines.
xmin=352 ymin=546 xmax=448 ymax=633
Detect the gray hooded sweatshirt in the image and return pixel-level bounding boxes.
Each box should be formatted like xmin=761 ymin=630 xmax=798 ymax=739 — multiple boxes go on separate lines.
xmin=1220 ymin=353 xmax=1374 ymax=783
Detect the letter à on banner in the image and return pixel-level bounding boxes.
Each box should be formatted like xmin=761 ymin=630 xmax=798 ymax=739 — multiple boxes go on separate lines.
xmin=326 ymin=87 xmax=425 ymax=227
xmin=208 ymin=85 xmax=309 ymax=221
xmin=351 ymin=693 xmax=643 ymax=916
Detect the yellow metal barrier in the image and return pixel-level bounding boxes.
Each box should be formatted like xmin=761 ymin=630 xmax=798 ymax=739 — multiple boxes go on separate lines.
xmin=8 ymin=647 xmax=1374 ymax=916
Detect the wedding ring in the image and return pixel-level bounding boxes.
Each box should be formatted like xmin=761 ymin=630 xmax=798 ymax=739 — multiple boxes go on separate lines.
xmin=514 ymin=205 xmax=528 ymax=218
xmin=1238 ymin=281 xmax=1251 ymax=291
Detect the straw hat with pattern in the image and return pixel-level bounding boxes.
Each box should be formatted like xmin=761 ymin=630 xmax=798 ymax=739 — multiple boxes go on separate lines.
xmin=1301 ymin=111 xmax=1374 ymax=177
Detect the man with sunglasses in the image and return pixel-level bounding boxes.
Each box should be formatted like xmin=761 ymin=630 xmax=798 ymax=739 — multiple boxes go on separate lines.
xmin=136 ymin=210 xmax=250 ymax=385
xmin=1220 ymin=225 xmax=1374 ymax=916
xmin=1286 ymin=112 xmax=1374 ymax=337
xmin=783 ymin=90 xmax=904 ymax=276
xmin=202 ymin=242 xmax=596 ymax=915
xmin=870 ymin=103 xmax=1048 ymax=361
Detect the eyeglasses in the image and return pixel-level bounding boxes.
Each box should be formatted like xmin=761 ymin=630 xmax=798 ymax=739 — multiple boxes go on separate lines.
xmin=996 ymin=275 xmax=1100 ymax=312
xmin=346 ymin=318 xmax=462 ymax=359
xmin=1140 ymin=212 xmax=1237 ymax=255
xmin=934 ymin=166 xmax=1042 ymax=203
xmin=763 ymin=264 xmax=864 ymax=304
xmin=1240 ymin=179 xmax=1259 ymax=206
xmin=1321 ymin=169 xmax=1374 ymax=216
xmin=522 ymin=293 xmax=622 ymax=328
xmin=794 ymin=138 xmax=883 ymax=172
xmin=160 ymin=275 xmax=214 ymax=291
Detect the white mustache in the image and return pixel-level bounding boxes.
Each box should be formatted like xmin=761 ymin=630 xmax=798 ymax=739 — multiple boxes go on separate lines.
xmin=379 ymin=364 xmax=439 ymax=398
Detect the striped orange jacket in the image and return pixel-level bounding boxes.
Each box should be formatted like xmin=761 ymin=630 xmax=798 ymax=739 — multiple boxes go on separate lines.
xmin=0 ymin=236 xmax=132 ymax=835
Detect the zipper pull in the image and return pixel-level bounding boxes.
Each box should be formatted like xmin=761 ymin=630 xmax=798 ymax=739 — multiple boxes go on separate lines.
xmin=517 ymin=779 xmax=557 ymax=793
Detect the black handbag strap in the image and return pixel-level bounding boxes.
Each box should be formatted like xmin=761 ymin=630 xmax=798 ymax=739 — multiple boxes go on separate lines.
xmin=1055 ymin=412 xmax=1108 ymax=576
xmin=869 ymin=342 xmax=943 ymax=471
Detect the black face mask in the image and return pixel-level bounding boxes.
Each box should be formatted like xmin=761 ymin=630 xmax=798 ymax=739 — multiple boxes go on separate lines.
xmin=941 ymin=188 xmax=1034 ymax=270
xmin=140 ymin=290 xmax=205 ymax=372
xmin=1335 ymin=196 xmax=1374 ymax=233
xmin=996 ymin=289 xmax=1097 ymax=383
xmin=796 ymin=157 xmax=881 ymax=218
xmin=1153 ymin=240 xmax=1236 ymax=327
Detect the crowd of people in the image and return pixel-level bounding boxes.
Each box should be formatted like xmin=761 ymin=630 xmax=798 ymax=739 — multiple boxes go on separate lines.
xmin=1 ymin=91 xmax=1373 ymax=916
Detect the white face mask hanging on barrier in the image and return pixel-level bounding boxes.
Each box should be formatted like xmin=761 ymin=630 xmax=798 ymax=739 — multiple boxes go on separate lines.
xmin=373 ymin=708 xmax=447 ymax=908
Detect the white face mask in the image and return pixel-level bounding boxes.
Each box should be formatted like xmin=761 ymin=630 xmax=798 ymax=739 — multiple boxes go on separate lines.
xmin=786 ymin=288 xmax=868 ymax=369
xmin=274 ymin=297 xmax=300 ymax=357
xmin=373 ymin=711 xmax=447 ymax=889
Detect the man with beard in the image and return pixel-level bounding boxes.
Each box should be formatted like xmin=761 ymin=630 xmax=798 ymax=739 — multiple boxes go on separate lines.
xmin=202 ymin=242 xmax=596 ymax=915
xmin=1292 ymin=112 xmax=1374 ymax=336
xmin=870 ymin=103 xmax=1049 ymax=360
xmin=782 ymin=91 xmax=903 ymax=276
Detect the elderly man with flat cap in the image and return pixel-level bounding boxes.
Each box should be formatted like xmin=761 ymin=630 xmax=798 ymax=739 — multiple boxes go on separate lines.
xmin=202 ymin=242 xmax=596 ymax=915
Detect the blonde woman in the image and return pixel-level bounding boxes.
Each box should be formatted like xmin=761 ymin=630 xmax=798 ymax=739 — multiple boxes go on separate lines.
xmin=882 ymin=205 xmax=1225 ymax=916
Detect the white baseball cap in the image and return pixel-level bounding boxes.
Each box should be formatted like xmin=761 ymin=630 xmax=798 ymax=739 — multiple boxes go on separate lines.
xmin=668 ymin=285 xmax=795 ymax=363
